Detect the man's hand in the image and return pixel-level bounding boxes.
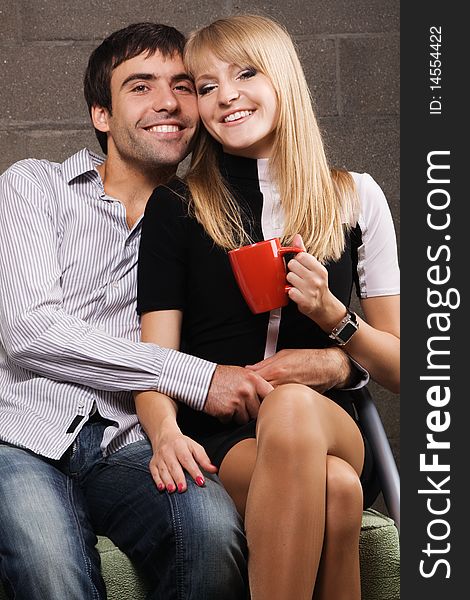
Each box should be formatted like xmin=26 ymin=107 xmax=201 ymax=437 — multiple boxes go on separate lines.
xmin=204 ymin=365 xmax=273 ymax=424
xmin=246 ymin=347 xmax=354 ymax=392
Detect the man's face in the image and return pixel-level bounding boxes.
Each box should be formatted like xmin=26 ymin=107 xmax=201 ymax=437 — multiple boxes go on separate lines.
xmin=98 ymin=51 xmax=199 ymax=167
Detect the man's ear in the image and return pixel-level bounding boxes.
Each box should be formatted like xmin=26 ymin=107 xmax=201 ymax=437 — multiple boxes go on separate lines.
xmin=91 ymin=105 xmax=110 ymax=133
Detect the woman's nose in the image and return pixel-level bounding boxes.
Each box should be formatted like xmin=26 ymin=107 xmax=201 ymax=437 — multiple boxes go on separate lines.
xmin=218 ymin=82 xmax=240 ymax=105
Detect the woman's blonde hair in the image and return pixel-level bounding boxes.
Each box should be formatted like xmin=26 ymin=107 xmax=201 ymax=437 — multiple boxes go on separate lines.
xmin=184 ymin=14 xmax=359 ymax=262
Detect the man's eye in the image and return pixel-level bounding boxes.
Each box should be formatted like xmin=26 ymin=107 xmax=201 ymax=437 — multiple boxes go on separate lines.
xmin=175 ymin=84 xmax=195 ymax=94
xmin=197 ymin=84 xmax=217 ymax=96
xmin=239 ymin=68 xmax=257 ymax=80
xmin=132 ymin=84 xmax=149 ymax=93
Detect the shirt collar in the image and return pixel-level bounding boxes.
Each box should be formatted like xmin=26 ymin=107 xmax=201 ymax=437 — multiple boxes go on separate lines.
xmin=219 ymin=149 xmax=260 ymax=182
xmin=256 ymin=157 xmax=271 ymax=184
xmin=60 ymin=148 xmax=105 ymax=184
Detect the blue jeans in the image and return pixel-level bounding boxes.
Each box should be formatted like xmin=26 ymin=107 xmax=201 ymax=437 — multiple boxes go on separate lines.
xmin=0 ymin=419 xmax=247 ymax=600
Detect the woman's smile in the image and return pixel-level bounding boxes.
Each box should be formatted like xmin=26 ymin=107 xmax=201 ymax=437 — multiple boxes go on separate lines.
xmin=195 ymin=53 xmax=278 ymax=158
xmin=221 ymin=109 xmax=254 ymax=124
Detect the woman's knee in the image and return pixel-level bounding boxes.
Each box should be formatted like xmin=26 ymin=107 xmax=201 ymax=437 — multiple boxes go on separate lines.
xmin=325 ymin=457 xmax=364 ymax=537
xmin=257 ymin=384 xmax=328 ymax=455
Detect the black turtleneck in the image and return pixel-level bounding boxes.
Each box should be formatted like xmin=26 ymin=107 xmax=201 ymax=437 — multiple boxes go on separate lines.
xmin=138 ymin=152 xmax=360 ymax=367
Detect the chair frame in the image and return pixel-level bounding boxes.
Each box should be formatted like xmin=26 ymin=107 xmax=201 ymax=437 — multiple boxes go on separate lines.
xmin=352 ymin=388 xmax=400 ymax=532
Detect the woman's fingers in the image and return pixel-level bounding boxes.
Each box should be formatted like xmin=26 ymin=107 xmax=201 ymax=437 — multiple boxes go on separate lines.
xmin=191 ymin=442 xmax=218 ymax=474
xmin=292 ymin=233 xmax=306 ymax=251
xmin=150 ymin=438 xmax=218 ymax=494
xmin=149 ymin=460 xmax=166 ymax=492
xmin=286 ymin=253 xmax=329 ymax=316
xmin=176 ymin=440 xmax=218 ymax=488
xmin=288 ymin=253 xmax=326 ymax=281
xmin=161 ymin=449 xmax=189 ymax=492
xmin=152 ymin=457 xmax=178 ymax=493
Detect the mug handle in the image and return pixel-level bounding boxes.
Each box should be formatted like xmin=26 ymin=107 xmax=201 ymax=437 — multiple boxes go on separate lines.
xmin=278 ymin=246 xmax=304 ymax=293
xmin=278 ymin=246 xmax=304 ymax=256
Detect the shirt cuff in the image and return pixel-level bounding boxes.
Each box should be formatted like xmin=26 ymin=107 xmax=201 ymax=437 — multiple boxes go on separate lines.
xmin=341 ymin=357 xmax=370 ymax=391
xmin=156 ymin=348 xmax=216 ymax=410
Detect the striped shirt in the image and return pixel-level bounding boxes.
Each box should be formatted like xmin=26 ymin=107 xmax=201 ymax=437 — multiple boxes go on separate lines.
xmin=0 ymin=148 xmax=216 ymax=459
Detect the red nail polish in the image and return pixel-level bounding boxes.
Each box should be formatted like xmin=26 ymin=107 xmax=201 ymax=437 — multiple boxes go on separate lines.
xmin=157 ymin=483 xmax=164 ymax=491
xmin=195 ymin=476 xmax=205 ymax=487
xmin=167 ymin=484 xmax=175 ymax=493
xmin=177 ymin=483 xmax=184 ymax=493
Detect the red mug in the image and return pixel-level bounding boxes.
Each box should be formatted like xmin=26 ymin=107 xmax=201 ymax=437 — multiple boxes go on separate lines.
xmin=228 ymin=238 xmax=303 ymax=314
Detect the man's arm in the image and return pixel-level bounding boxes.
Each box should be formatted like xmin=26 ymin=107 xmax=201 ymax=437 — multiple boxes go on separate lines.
xmin=139 ymin=311 xmax=273 ymax=425
xmin=246 ymin=347 xmax=368 ymax=392
xmin=0 ymin=166 xmax=213 ymax=409
xmin=1 ymin=165 xmax=271 ymax=418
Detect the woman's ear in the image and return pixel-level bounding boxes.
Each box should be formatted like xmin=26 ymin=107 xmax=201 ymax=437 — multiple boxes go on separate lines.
xmin=91 ymin=105 xmax=110 ymax=133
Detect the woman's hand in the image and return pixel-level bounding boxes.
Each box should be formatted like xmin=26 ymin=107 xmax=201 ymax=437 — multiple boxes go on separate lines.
xmin=286 ymin=234 xmax=347 ymax=332
xmin=281 ymin=235 xmax=400 ymax=392
xmin=150 ymin=417 xmax=217 ymax=493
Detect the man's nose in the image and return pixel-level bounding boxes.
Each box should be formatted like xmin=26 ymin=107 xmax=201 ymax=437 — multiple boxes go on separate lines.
xmin=152 ymin=87 xmax=179 ymax=112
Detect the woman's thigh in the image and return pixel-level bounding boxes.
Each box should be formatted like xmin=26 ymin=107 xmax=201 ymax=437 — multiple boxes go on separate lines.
xmin=219 ymin=438 xmax=257 ymax=517
xmin=256 ymin=384 xmax=365 ymax=476
xmin=218 ymin=385 xmax=365 ymax=513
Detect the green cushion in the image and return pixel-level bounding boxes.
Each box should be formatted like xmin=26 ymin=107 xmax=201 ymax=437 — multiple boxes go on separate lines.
xmin=0 ymin=509 xmax=399 ymax=600
xmin=96 ymin=536 xmax=148 ymax=599
xmin=360 ymin=509 xmax=400 ymax=600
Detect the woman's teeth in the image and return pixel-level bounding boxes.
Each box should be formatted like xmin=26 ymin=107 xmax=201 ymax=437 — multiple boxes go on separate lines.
xmin=224 ymin=110 xmax=253 ymax=123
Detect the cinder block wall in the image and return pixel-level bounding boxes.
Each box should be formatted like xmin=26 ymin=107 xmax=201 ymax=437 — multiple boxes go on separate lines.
xmin=0 ymin=1 xmax=399 ymax=509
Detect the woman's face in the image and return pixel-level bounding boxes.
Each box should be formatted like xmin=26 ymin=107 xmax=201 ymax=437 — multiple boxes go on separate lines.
xmin=194 ymin=53 xmax=279 ymax=159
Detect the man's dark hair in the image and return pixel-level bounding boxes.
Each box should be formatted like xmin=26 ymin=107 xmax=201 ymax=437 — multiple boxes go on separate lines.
xmin=84 ymin=22 xmax=186 ymax=154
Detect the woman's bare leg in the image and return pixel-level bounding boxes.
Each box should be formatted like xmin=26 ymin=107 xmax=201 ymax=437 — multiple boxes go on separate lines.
xmin=219 ymin=383 xmax=364 ymax=600
xmin=314 ymin=456 xmax=363 ymax=600
xmin=219 ymin=438 xmax=257 ymax=518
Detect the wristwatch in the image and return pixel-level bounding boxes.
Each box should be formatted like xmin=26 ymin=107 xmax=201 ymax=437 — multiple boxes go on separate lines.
xmin=328 ymin=308 xmax=359 ymax=346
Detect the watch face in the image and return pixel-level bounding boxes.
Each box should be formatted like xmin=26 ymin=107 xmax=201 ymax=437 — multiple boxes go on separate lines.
xmin=338 ymin=321 xmax=358 ymax=341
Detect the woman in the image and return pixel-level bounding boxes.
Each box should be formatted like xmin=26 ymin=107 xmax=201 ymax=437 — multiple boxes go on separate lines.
xmin=135 ymin=14 xmax=399 ymax=600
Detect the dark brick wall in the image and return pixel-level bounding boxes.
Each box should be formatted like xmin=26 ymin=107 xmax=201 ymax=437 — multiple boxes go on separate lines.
xmin=0 ymin=0 xmax=400 ymax=509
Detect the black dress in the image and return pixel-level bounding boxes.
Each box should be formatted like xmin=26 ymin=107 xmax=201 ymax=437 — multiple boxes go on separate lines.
xmin=137 ymin=152 xmax=400 ymax=508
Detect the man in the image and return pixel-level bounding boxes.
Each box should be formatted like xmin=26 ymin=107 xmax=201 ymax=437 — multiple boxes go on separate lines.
xmin=0 ymin=22 xmax=271 ymax=600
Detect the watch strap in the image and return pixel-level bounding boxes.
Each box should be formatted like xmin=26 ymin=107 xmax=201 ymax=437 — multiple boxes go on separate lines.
xmin=328 ymin=308 xmax=359 ymax=346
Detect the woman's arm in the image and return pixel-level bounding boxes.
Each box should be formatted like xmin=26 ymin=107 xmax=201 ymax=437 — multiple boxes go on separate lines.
xmin=135 ymin=310 xmax=217 ymax=492
xmin=262 ymin=173 xmax=400 ymax=393
xmin=135 ymin=310 xmax=183 ymax=447
xmin=352 ymin=295 xmax=399 ymax=392
xmin=286 ymin=246 xmax=400 ymax=393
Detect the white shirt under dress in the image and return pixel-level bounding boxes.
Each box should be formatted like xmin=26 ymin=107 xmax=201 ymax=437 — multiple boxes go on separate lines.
xmin=256 ymin=158 xmax=400 ymax=367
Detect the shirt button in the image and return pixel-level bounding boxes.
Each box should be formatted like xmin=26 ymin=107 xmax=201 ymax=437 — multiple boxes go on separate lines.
xmin=78 ymin=401 xmax=85 ymax=409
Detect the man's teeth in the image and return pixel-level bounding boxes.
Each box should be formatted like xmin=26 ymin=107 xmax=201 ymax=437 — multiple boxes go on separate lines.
xmin=146 ymin=125 xmax=180 ymax=132
xmin=224 ymin=110 xmax=253 ymax=123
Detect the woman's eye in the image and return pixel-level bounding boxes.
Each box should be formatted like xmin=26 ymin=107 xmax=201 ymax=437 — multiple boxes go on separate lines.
xmin=197 ymin=84 xmax=217 ymax=96
xmin=239 ymin=68 xmax=257 ymax=80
